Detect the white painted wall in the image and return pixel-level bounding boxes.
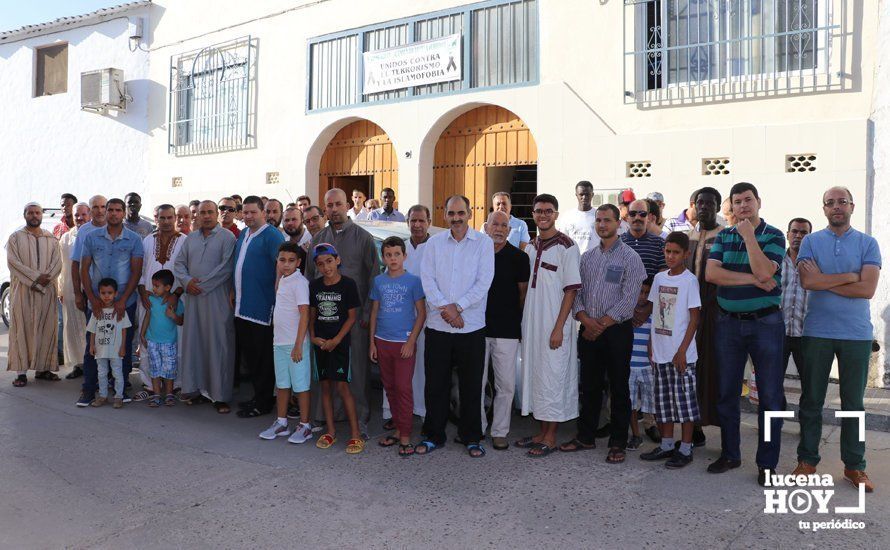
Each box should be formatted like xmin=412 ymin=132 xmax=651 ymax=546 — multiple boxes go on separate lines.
xmin=0 ymin=6 xmax=151 ymax=211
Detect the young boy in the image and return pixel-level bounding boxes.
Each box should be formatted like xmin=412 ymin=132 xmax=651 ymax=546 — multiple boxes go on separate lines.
xmin=369 ymin=236 xmax=426 ymax=457
xmin=309 ymin=243 xmax=364 ymax=454
xmin=260 ymin=242 xmax=314 ymax=444
xmin=139 ymin=270 xmax=185 ymax=408
xmin=627 ymin=276 xmax=655 ymax=451
xmin=87 ymin=278 xmax=132 ymax=409
xmin=641 ymin=232 xmax=701 ymax=468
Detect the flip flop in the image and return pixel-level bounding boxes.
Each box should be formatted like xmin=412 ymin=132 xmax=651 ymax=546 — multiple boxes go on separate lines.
xmin=378 ymin=435 xmax=399 ymax=447
xmin=606 ymin=447 xmax=626 ymax=464
xmin=414 ymin=440 xmax=439 ymax=455
xmin=398 ymin=443 xmax=415 ymax=457
xmin=527 ymin=443 xmax=558 ymax=458
xmin=513 ymin=436 xmax=539 ymax=449
xmin=466 ymin=443 xmax=486 ymax=458
xmin=213 ymin=402 xmax=231 ymax=414
xmin=559 ymin=438 xmax=596 ymax=452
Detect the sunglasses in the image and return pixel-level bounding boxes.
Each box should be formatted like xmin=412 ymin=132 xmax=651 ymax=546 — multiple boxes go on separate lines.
xmin=628 ymin=210 xmax=649 ymax=218
xmin=218 ymin=206 xmax=236 ymax=212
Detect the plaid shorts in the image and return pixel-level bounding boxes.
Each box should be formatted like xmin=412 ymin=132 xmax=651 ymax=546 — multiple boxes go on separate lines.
xmin=628 ymin=366 xmax=654 ymax=414
xmin=147 ymin=341 xmax=178 ymax=380
xmin=653 ymin=362 xmax=700 ymax=424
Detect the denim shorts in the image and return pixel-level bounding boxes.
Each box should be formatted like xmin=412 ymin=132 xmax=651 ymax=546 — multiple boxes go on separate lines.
xmin=273 ymin=341 xmax=311 ymax=392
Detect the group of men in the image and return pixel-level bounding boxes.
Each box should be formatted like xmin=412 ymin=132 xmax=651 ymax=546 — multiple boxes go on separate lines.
xmin=5 ymin=180 xmax=880 ymax=491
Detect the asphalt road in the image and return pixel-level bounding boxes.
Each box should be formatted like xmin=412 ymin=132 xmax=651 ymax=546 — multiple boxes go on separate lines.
xmin=0 ymin=325 xmax=888 ymax=549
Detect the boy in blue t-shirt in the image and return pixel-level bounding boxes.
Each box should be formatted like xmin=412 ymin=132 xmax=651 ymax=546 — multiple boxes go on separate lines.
xmin=369 ymin=236 xmax=426 ymax=457
xmin=627 ymin=276 xmax=654 ymax=450
xmin=139 ymin=269 xmax=184 ymax=407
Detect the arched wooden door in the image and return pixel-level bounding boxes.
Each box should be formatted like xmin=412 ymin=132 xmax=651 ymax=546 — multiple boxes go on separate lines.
xmin=318 ymin=120 xmax=399 ymax=207
xmin=433 ymin=106 xmax=537 ymax=229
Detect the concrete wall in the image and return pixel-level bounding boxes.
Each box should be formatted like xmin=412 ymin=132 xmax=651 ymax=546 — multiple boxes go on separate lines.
xmin=0 ymin=6 xmax=152 ymax=211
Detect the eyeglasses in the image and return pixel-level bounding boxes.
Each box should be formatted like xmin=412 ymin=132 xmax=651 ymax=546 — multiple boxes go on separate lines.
xmin=628 ymin=210 xmax=649 ymax=218
xmin=823 ymin=198 xmax=851 ymax=207
xmin=532 ymin=208 xmax=555 ymax=216
xmin=218 ymin=206 xmax=235 ymax=212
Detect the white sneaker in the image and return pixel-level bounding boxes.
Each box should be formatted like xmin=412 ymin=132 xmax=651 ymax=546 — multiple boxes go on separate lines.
xmin=288 ymin=422 xmax=314 ymax=444
xmin=259 ymin=421 xmax=291 ymax=440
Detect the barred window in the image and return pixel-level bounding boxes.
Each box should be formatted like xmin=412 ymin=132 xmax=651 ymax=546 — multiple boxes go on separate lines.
xmin=169 ymin=37 xmax=256 ymax=155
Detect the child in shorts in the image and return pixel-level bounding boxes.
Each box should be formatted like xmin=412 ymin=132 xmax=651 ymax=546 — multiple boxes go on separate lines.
xmin=308 ymin=243 xmax=363 ymax=454
xmin=369 ymin=236 xmax=426 ymax=457
xmin=627 ymin=276 xmax=654 ymax=451
xmin=139 ymin=269 xmax=184 ymax=408
xmin=640 ymin=232 xmax=701 ymax=468
xmin=87 ymin=278 xmax=132 ymax=409
xmin=259 ymin=242 xmax=314 ymax=444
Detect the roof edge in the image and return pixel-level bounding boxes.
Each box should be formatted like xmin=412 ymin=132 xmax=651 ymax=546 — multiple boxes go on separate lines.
xmin=0 ymin=1 xmax=151 ymax=43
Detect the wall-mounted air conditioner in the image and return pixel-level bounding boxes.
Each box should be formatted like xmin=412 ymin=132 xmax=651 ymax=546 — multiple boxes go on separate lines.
xmin=81 ymin=68 xmax=126 ymax=112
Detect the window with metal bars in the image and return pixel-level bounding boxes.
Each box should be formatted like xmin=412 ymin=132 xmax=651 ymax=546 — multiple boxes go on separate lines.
xmin=168 ymin=36 xmax=256 ymax=155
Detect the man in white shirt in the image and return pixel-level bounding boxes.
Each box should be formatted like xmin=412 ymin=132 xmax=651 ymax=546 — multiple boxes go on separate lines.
xmin=382 ymin=204 xmax=432 ymax=429
xmin=347 ymin=189 xmax=368 ymax=220
xmin=417 ymin=195 xmax=494 ymax=457
xmin=283 ymin=205 xmax=312 ymax=251
xmin=556 ymin=181 xmax=600 ymax=253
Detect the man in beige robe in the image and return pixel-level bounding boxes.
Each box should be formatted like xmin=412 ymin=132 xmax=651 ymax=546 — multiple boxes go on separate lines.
xmin=7 ymin=202 xmax=62 ymax=386
xmin=58 ymin=202 xmax=91 ymax=379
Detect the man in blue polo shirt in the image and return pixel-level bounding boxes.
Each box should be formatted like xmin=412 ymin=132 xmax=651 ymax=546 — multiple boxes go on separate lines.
xmin=79 ymin=198 xmax=144 ymax=405
xmin=492 ymin=192 xmax=531 ymax=250
xmin=794 ymin=186 xmax=881 ymax=493
xmin=706 ymin=182 xmax=786 ymax=485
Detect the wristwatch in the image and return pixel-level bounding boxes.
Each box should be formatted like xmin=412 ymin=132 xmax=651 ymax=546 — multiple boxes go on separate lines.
xmin=456 ymin=304 xmax=463 ymax=313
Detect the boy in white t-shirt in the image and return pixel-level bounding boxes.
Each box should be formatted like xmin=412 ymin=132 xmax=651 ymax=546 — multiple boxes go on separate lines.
xmin=259 ymin=242 xmax=313 ymax=444
xmin=640 ymin=232 xmax=701 ymax=469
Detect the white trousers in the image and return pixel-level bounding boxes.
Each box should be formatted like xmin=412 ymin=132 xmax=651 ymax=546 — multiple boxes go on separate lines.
xmin=381 ymin=331 xmax=426 ymax=419
xmin=481 ymin=337 xmax=520 ymax=438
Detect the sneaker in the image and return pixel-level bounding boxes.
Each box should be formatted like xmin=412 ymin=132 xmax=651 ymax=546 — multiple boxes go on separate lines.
xmin=288 ymin=422 xmax=314 ymax=444
xmin=75 ymin=392 xmax=94 ymax=407
xmin=707 ymin=456 xmax=742 ymax=474
xmin=91 ymin=396 xmax=108 ymax=408
xmin=113 ymin=397 xmax=123 ymax=409
xmin=640 ymin=446 xmax=674 ymax=461
xmin=259 ymin=421 xmax=291 ymax=440
xmin=666 ymin=449 xmax=693 ymax=469
xmin=844 ymin=469 xmax=875 ymax=493
xmin=626 ymin=435 xmax=644 ymax=451
xmin=645 ymin=425 xmax=662 ymax=443
xmin=792 ymin=461 xmax=817 ymax=476
xmin=121 ymin=391 xmax=132 ymax=404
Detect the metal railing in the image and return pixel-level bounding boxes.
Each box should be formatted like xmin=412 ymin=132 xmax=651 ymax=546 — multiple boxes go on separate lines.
xmin=168 ymin=36 xmax=256 ymax=155
xmin=623 ymin=0 xmax=845 ymax=105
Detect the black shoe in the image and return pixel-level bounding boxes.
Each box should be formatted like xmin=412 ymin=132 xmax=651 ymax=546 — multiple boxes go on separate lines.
xmin=692 ymin=427 xmax=707 ymax=447
xmin=707 ymin=456 xmax=742 ymax=474
xmin=666 ymin=449 xmax=693 ymax=469
xmin=65 ymin=367 xmax=83 ymax=380
xmin=237 ymin=398 xmax=257 ymax=410
xmin=645 ymin=425 xmax=662 ymax=443
xmin=640 ymin=446 xmax=674 ymax=461
xmin=757 ymin=467 xmax=769 ymax=486
xmin=594 ymin=423 xmax=611 ymax=438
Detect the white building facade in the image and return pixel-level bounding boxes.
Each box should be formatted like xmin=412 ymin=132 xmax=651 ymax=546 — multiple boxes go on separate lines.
xmin=2 ymin=0 xmax=888 ymax=385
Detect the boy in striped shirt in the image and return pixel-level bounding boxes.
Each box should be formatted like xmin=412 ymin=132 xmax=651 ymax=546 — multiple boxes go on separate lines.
xmin=627 ymin=276 xmax=655 ymax=450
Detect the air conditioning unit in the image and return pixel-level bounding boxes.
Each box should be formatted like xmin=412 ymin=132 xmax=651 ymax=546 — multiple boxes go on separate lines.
xmin=81 ymin=68 xmax=126 ymax=112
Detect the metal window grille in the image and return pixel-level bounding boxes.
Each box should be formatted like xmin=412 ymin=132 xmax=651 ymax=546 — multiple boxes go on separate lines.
xmin=168 ymin=36 xmax=256 ymax=155
xmin=624 ymin=0 xmax=844 ymax=105
xmin=307 ymin=0 xmax=538 ymax=111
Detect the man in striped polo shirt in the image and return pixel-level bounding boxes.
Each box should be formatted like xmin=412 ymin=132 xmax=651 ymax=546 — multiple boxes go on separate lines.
xmin=705 ymin=182 xmax=786 ymax=486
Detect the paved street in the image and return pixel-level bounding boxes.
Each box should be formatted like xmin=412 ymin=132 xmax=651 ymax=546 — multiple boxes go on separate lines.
xmin=1 ymin=325 xmax=888 ymax=549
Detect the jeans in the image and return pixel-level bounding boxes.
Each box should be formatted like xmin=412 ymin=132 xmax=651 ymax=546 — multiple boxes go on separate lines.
xmin=798 ymin=337 xmax=872 ymax=471
xmin=576 ymin=321 xmax=634 ymax=449
xmin=783 ymin=336 xmax=805 ymax=377
xmin=97 ymin=357 xmax=123 ymax=399
xmin=82 ymin=301 xmax=137 ymax=397
xmin=715 ymin=310 xmax=786 ymax=468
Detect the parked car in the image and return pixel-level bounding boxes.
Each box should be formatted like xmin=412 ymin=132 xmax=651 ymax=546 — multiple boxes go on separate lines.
xmin=354 ymin=219 xmax=444 ymax=268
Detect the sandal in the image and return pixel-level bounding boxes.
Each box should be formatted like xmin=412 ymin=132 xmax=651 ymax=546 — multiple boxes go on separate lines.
xmin=414 ymin=440 xmax=439 ymax=455
xmin=514 ymin=436 xmax=539 ymax=449
xmin=606 ymin=446 xmax=626 ymax=464
xmin=378 ymin=435 xmax=399 ymax=447
xmin=148 ymin=396 xmax=162 ymax=408
xmin=398 ymin=443 xmax=415 ymax=457
xmin=185 ymin=395 xmax=210 ymax=406
xmin=132 ymin=390 xmax=152 ymax=402
xmin=236 ymin=407 xmax=270 ymax=418
xmin=559 ymin=438 xmax=596 ymax=452
xmin=164 ymin=394 xmax=176 ymax=407
xmin=527 ymin=443 xmax=558 ymax=458
xmin=346 ymin=438 xmax=365 ymax=454
xmin=12 ymin=375 xmax=27 ymax=387
xmin=382 ymin=419 xmax=396 ymax=431
xmin=467 ymin=443 xmax=486 ymax=458
xmin=36 ymin=371 xmax=60 ymax=381
xmin=316 ymin=434 xmax=336 ymax=449
xmin=213 ymin=402 xmax=231 ymax=414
